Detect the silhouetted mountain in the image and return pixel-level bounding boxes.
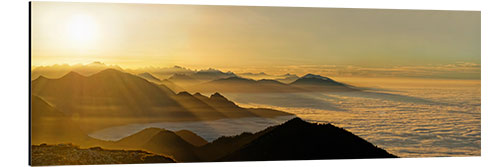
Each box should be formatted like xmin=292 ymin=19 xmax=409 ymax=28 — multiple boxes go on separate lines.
xmin=290 ymin=74 xmax=357 ymax=91
xmin=31 ymin=61 xmax=123 ymax=79
xmin=195 ymin=92 xmax=292 ymax=118
xmin=137 ymin=72 xmax=185 ymax=93
xmin=32 ymin=69 xmax=182 ymax=121
xmin=189 ymin=76 xmax=305 ymax=93
xmin=138 ymin=72 xmax=162 ymax=82
xmin=218 ymin=117 xmax=397 ymax=161
xmin=190 ymin=68 xmax=237 ymax=81
xmin=175 ymin=130 xmax=208 ymax=147
xmin=32 ymin=69 xmax=291 ymax=131
xmin=110 ymin=117 xmax=396 ymax=162
xmin=168 ymin=73 xmax=200 ymax=85
xmin=130 ymin=65 xmax=195 ymax=79
xmin=113 ymin=127 xmax=198 ymax=162
xmin=276 ymin=73 xmax=300 ymax=84
xmin=183 ymin=73 xmax=358 ymax=93
xmin=238 ymin=72 xmax=271 ymax=79
xmin=31 ymin=144 xmax=175 ymax=166
xmin=240 ymin=72 xmax=269 ymax=76
xmin=31 ymin=95 xmax=94 ymax=145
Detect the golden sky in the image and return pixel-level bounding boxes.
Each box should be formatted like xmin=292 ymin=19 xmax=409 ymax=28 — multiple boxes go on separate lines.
xmin=31 ymin=2 xmax=480 ymax=78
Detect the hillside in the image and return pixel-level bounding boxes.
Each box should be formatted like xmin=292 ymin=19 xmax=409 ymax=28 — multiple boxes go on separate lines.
xmin=31 ymin=144 xmax=175 ymax=166
xmin=290 ymin=74 xmax=357 ymax=91
xmin=104 ymin=118 xmax=396 ymax=162
xmin=111 ymin=128 xmax=199 ymax=162
xmin=31 ymin=95 xmax=98 ymax=145
xmin=175 ymin=130 xmax=208 ymax=147
xmin=138 ymin=72 xmax=162 ymax=82
xmin=188 ymin=77 xmax=305 ymax=93
xmin=168 ymin=73 xmax=201 ymax=86
xmin=219 ymin=117 xmax=396 ymax=161
xmin=31 ymin=69 xmax=292 ymax=131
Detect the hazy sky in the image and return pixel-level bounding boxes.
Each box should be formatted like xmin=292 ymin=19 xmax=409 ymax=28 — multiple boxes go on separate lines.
xmin=31 ymin=2 xmax=480 ymax=78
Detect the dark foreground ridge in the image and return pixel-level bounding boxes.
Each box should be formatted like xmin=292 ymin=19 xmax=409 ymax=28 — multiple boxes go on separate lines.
xmin=30 ymin=117 xmax=397 ymax=165
xmin=31 ymin=144 xmax=175 ymax=166
xmin=100 ymin=117 xmax=397 ymax=162
xmin=216 ymin=117 xmax=397 ymax=161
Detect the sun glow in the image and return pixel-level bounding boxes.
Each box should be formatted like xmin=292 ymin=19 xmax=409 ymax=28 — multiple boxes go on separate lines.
xmin=66 ymin=14 xmax=98 ymax=44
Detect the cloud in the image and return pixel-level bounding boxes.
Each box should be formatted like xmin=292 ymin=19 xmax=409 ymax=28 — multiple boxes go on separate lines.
xmin=268 ymin=62 xmax=480 ymax=80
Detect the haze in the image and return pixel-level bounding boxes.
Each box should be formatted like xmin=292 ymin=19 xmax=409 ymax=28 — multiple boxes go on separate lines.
xmin=31 ymin=2 xmax=480 ymax=79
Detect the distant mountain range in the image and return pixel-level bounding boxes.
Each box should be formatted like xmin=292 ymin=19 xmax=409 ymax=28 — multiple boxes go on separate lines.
xmin=31 ymin=61 xmax=123 ymax=79
xmin=187 ymin=74 xmax=357 ymax=93
xmin=138 ymin=72 xmax=185 ymax=93
xmin=31 ymin=69 xmax=292 ymax=132
xmin=31 ymin=68 xmax=397 ymax=165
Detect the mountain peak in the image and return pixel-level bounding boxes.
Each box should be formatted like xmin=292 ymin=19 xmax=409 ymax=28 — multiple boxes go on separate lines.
xmin=177 ymin=91 xmax=192 ymax=96
xmin=91 ymin=68 xmax=127 ymax=77
xmin=210 ymin=92 xmax=227 ymax=100
xmin=60 ymin=71 xmax=85 ymax=80
xmin=33 ymin=75 xmax=48 ymax=81
xmin=290 ymin=73 xmax=348 ymax=87
xmin=301 ymin=74 xmax=333 ymax=81
xmin=89 ymin=61 xmax=105 ymax=65
xmin=281 ymin=117 xmax=309 ymax=127
xmin=138 ymin=72 xmax=161 ymax=82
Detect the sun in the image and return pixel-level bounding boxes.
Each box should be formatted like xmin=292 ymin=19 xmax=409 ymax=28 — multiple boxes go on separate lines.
xmin=66 ymin=14 xmax=98 ymax=44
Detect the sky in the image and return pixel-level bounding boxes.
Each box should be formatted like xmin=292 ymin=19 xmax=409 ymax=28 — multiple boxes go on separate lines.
xmin=31 ymin=2 xmax=480 ymax=79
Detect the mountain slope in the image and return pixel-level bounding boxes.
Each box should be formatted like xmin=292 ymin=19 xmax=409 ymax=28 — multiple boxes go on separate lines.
xmin=31 ymin=61 xmax=123 ymax=80
xmin=168 ymin=73 xmax=200 ymax=86
xmin=31 ymin=144 xmax=175 ymax=166
xmin=193 ymin=92 xmax=293 ymax=118
xmin=187 ymin=74 xmax=356 ymax=93
xmin=112 ymin=128 xmax=198 ymax=162
xmin=290 ymin=74 xmax=357 ymax=91
xmin=32 ymin=69 xmax=183 ymax=119
xmin=175 ymin=130 xmax=208 ymax=147
xmin=31 ymin=95 xmax=92 ymax=145
xmin=115 ymin=117 xmax=396 ymax=162
xmin=32 ymin=69 xmax=291 ymax=131
xmin=219 ymin=117 xmax=396 ymax=161
xmin=189 ymin=77 xmax=305 ymax=93
xmin=190 ymin=68 xmax=237 ymax=81
xmin=138 ymin=72 xmax=162 ymax=82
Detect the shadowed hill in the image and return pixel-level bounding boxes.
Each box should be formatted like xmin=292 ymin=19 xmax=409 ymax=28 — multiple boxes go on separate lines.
xmin=110 ymin=128 xmax=198 ymax=162
xmin=193 ymin=92 xmax=293 ymax=118
xmin=31 ymin=144 xmax=175 ymax=166
xmin=175 ymin=130 xmax=208 ymax=147
xmin=168 ymin=73 xmax=200 ymax=86
xmin=218 ymin=117 xmax=397 ymax=161
xmin=32 ymin=69 xmax=292 ymax=131
xmin=31 ymin=95 xmax=99 ymax=145
xmin=138 ymin=72 xmax=162 ymax=82
xmin=137 ymin=72 xmax=186 ymax=93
